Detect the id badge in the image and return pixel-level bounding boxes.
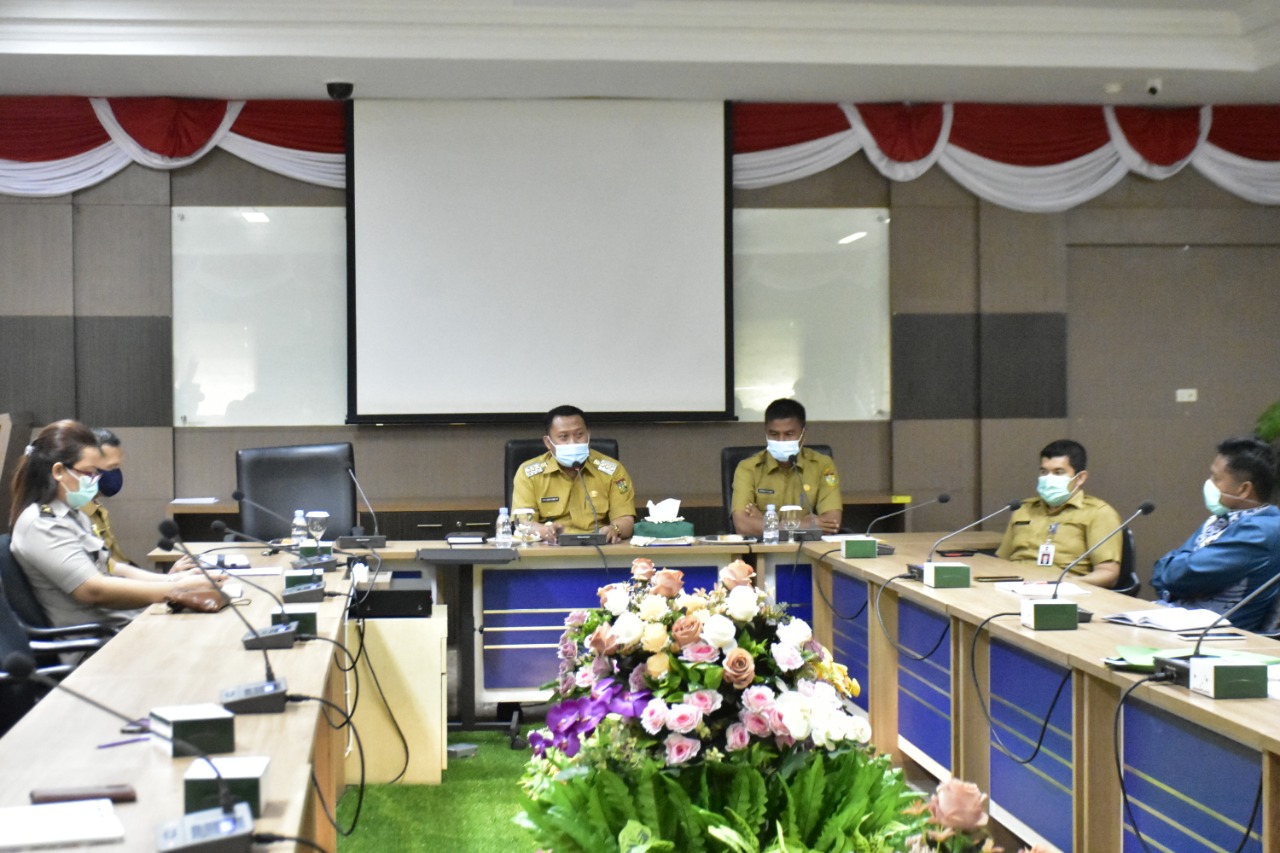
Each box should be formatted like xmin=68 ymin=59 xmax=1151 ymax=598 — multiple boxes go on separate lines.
xmin=1037 ymin=542 xmax=1056 ymax=566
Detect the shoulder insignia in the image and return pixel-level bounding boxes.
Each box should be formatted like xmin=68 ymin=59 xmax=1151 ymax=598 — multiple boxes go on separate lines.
xmin=823 ymin=472 xmax=838 ymax=486
xmin=523 ymin=462 xmax=546 ymax=477
xmin=39 ymin=503 xmax=55 ymax=518
xmin=615 ymin=477 xmax=630 ymax=495
xmin=593 ymin=459 xmax=618 ymax=475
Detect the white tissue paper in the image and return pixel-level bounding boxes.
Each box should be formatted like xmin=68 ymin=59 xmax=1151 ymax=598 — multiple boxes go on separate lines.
xmin=645 ymin=499 xmax=684 ymax=523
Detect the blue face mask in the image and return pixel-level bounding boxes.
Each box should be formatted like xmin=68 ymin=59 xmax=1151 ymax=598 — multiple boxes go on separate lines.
xmin=97 ymin=468 xmax=123 ymax=498
xmin=553 ymin=442 xmax=590 ymax=468
xmin=766 ymin=439 xmax=801 ymax=463
xmin=63 ymin=471 xmax=100 ymax=510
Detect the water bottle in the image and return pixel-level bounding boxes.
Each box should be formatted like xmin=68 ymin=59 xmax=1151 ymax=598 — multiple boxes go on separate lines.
xmin=290 ymin=509 xmax=308 ymax=544
xmin=762 ymin=504 xmax=780 ymax=545
xmin=495 ymin=507 xmax=513 ymax=547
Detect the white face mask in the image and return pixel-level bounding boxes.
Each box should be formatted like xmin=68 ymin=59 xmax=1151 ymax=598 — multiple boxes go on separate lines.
xmin=766 ymin=439 xmax=800 ymax=462
xmin=553 ymin=442 xmax=590 ymax=468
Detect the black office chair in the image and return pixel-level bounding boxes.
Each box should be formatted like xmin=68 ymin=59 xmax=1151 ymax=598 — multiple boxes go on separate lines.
xmin=1111 ymin=527 xmax=1141 ymax=596
xmin=503 ymin=438 xmax=620 ymax=511
xmin=235 ymin=442 xmax=357 ymax=541
xmin=720 ymin=444 xmax=834 ymax=534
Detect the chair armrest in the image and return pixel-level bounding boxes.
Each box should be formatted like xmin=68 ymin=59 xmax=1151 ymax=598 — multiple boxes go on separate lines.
xmin=25 ymin=620 xmax=124 ymax=641
xmin=29 ymin=637 xmax=109 ymax=656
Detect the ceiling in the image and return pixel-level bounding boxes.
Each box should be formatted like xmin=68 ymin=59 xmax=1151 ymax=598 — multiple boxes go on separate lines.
xmin=3 ymin=0 xmax=1280 ymax=105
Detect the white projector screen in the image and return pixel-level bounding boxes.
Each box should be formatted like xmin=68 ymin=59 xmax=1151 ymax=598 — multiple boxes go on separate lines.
xmin=350 ymin=99 xmax=731 ymax=423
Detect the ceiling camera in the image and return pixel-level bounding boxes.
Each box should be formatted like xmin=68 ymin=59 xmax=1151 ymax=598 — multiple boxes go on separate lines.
xmin=326 ymin=82 xmax=353 ymax=101
xmin=1146 ymin=78 xmax=1162 ymax=96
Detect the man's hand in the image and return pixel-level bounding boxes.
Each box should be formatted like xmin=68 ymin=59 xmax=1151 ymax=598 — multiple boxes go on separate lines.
xmin=542 ymin=521 xmax=561 ymax=546
xmin=811 ymin=513 xmax=842 ymax=534
xmin=169 ymin=555 xmax=199 ymax=573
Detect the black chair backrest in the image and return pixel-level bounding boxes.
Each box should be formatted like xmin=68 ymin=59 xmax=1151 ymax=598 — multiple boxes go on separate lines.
xmin=0 ymin=536 xmax=36 ymax=660
xmin=720 ymin=444 xmax=834 ymax=533
xmin=235 ymin=443 xmax=357 ymax=541
xmin=1113 ymin=526 xmax=1141 ymax=596
xmin=0 ymin=533 xmax=53 ymax=631
xmin=503 ymin=439 xmax=620 ymax=510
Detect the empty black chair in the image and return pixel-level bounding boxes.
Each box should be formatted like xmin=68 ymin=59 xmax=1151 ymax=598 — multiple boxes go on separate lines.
xmin=1111 ymin=527 xmax=1141 ymax=596
xmin=503 ymin=438 xmax=620 ymax=511
xmin=235 ymin=442 xmax=357 ymax=541
xmin=720 ymin=444 xmax=834 ymax=533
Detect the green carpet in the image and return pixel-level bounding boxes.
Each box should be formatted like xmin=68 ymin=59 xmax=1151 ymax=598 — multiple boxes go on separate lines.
xmin=337 ymin=730 xmax=536 ymax=852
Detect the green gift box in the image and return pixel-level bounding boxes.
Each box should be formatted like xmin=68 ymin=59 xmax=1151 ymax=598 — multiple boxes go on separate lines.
xmin=1189 ymin=658 xmax=1268 ymax=699
xmin=271 ymin=603 xmax=318 ymax=634
xmin=841 ymin=536 xmax=878 ymax=558
xmin=150 ymin=703 xmax=236 ymax=756
xmin=184 ymin=756 xmax=270 ymax=817
xmin=284 ymin=568 xmax=324 ymax=588
xmin=922 ymin=562 xmax=970 ymax=589
xmin=1020 ymin=599 xmax=1078 ymax=631
xmin=297 ymin=541 xmax=333 ymax=558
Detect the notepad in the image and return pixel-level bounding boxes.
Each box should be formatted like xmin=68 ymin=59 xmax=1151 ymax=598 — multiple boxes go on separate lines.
xmin=1101 ymin=607 xmax=1226 ymax=632
xmin=0 ymin=798 xmax=125 ymax=850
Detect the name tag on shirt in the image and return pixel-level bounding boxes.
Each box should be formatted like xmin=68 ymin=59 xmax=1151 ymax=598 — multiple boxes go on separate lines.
xmin=1037 ymin=543 xmax=1056 ymax=566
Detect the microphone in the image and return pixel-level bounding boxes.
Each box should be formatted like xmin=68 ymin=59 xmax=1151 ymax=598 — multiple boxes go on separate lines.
xmin=229 ymin=490 xmax=294 ymax=549
xmin=3 ymin=651 xmax=255 ymax=851
xmin=927 ymin=500 xmax=1021 ymax=563
xmin=1050 ymin=502 xmax=1154 ymax=598
xmin=159 ymin=521 xmax=298 ymax=667
xmin=335 ymin=468 xmax=387 ymax=549
xmin=866 ymin=493 xmax=951 ymax=535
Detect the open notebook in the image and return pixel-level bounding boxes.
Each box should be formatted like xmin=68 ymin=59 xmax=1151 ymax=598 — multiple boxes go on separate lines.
xmin=0 ymin=798 xmax=124 ymax=850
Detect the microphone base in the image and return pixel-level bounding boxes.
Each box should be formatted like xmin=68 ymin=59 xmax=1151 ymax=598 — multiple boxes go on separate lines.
xmin=336 ymin=534 xmax=387 ymax=549
xmin=220 ymin=679 xmax=288 ymax=714
xmin=242 ymin=623 xmax=298 ymax=651
xmin=558 ymin=532 xmax=607 ymax=546
xmin=281 ymin=581 xmax=326 ymax=603
xmin=290 ymin=555 xmax=338 ymax=572
xmin=156 ymin=801 xmax=253 ymax=852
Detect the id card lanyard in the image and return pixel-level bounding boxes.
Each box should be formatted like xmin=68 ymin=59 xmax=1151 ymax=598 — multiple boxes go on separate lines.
xmin=1037 ymin=522 xmax=1060 ymax=566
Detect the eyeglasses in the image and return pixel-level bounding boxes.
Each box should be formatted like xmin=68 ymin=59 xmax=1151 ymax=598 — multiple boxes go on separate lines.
xmin=65 ymin=465 xmax=102 ymax=483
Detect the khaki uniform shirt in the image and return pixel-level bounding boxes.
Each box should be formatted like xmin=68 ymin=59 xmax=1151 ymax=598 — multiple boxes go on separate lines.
xmin=996 ymin=492 xmax=1123 ymax=574
xmin=731 ymin=448 xmax=842 ymax=516
xmin=86 ymin=501 xmax=130 ymax=566
xmin=511 ymin=450 xmax=637 ymax=534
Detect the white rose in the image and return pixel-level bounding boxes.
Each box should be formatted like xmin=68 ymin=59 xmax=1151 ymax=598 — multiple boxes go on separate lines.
xmin=638 ymin=594 xmax=670 ymax=622
xmin=776 ymin=617 xmax=812 ymax=648
xmin=604 ymin=585 xmax=631 ymax=616
xmin=773 ymin=690 xmax=811 ymax=741
xmin=611 ymin=612 xmax=644 ymax=646
xmin=700 ymin=614 xmax=738 ymax=650
xmin=724 ymin=585 xmax=759 ymax=622
xmin=849 ymin=713 xmax=872 ymax=744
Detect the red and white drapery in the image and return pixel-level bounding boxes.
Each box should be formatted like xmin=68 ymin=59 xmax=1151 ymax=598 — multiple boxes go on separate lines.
xmin=0 ymin=97 xmax=345 ymax=197
xmin=732 ymin=103 xmax=1280 ymax=211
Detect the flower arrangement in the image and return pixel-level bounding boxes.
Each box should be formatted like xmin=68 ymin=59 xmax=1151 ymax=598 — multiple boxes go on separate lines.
xmin=519 ymin=557 xmax=926 ymax=852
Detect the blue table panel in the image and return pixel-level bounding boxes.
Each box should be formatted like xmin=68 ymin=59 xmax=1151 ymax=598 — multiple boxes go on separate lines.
xmin=773 ymin=561 xmax=813 ymax=626
xmin=989 ymin=640 xmax=1074 ymax=853
xmin=1122 ymin=700 xmax=1262 ymax=853
xmin=830 ymin=572 xmax=869 ymax=711
xmin=897 ymin=599 xmax=951 ymax=771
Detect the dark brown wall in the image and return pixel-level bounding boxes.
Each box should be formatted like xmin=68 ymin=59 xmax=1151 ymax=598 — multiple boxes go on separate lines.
xmin=4 ymin=147 xmax=1278 ymax=594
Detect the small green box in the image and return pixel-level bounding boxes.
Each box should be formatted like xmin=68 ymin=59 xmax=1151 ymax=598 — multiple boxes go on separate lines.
xmin=1190 ymin=659 xmax=1268 ymax=699
xmin=272 ymin=604 xmax=318 ymax=634
xmin=842 ymin=537 xmax=878 ymax=558
xmin=297 ymin=541 xmax=333 ymax=558
xmin=1020 ymin=599 xmax=1078 ymax=631
xmin=923 ymin=562 xmax=970 ymax=588
xmin=150 ymin=703 xmax=236 ymax=756
xmin=283 ymin=568 xmax=323 ymax=588
xmin=184 ymin=756 xmax=270 ymax=817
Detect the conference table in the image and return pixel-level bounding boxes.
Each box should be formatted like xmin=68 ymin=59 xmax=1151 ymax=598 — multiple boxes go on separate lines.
xmin=0 ymin=552 xmax=351 ymax=852
xmin=810 ymin=533 xmax=1280 ymax=853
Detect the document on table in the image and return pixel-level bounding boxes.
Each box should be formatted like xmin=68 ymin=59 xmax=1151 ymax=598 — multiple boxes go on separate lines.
xmin=1101 ymin=607 xmax=1226 ymax=632
xmin=995 ymin=581 xmax=1089 ymax=598
xmin=0 ymin=798 xmax=125 ymax=850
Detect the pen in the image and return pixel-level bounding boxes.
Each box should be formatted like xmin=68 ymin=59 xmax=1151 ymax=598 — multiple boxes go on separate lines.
xmin=97 ymin=735 xmax=149 ymax=749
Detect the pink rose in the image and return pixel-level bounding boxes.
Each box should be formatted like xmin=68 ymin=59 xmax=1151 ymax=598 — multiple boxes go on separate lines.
xmin=722 ymin=647 xmax=756 ymax=689
xmin=929 ymin=779 xmax=989 ymax=831
xmin=631 ymin=557 xmax=655 ymax=581
xmin=765 ymin=706 xmax=789 ymax=735
xmin=774 ymin=733 xmax=795 ymax=749
xmin=598 ymin=582 xmax=624 ymax=608
xmin=725 ymin=722 xmax=750 ymax=752
xmin=664 ymin=733 xmax=701 ymax=766
xmin=650 ymin=569 xmax=684 ymax=598
xmin=740 ymin=710 xmax=771 ymax=737
xmin=686 ymin=689 xmax=723 ymax=714
xmin=741 ymin=685 xmax=775 ymax=713
xmin=588 ymin=624 xmax=619 ymax=656
xmin=770 ymin=642 xmax=804 ymax=672
xmin=640 ymin=698 xmax=669 ymax=735
xmin=680 ymin=641 xmax=720 ymax=664
xmin=670 ymin=614 xmax=702 ymax=649
xmin=665 ymin=702 xmax=703 ymax=733
xmin=719 ymin=558 xmax=755 ymax=590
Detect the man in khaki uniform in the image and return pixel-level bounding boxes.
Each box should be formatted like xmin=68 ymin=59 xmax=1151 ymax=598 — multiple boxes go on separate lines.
xmin=996 ymin=438 xmax=1122 ymax=587
xmin=731 ymin=398 xmax=842 ymax=538
xmin=512 ymin=405 xmax=636 ymax=544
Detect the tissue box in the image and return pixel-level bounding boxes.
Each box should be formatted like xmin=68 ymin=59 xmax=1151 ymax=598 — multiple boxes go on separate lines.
xmin=184 ymin=756 xmax=270 ymax=817
xmin=634 ymin=521 xmax=695 ymax=538
xmin=841 ymin=536 xmax=878 ymax=558
xmin=1020 ymin=599 xmax=1078 ymax=631
xmin=150 ymin=703 xmax=236 ymax=756
xmin=922 ymin=562 xmax=970 ymax=589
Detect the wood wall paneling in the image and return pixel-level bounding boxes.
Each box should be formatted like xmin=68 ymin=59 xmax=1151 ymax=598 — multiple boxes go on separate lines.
xmin=0 ymin=204 xmax=74 ymax=316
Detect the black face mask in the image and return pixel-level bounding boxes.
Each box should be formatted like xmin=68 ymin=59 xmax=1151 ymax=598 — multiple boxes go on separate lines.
xmin=97 ymin=468 xmax=124 ymax=497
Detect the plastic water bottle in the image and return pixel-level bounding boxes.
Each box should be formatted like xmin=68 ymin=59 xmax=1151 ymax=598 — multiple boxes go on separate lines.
xmin=762 ymin=504 xmax=780 ymax=545
xmin=495 ymin=507 xmax=512 ymax=547
xmin=290 ymin=509 xmax=308 ymax=544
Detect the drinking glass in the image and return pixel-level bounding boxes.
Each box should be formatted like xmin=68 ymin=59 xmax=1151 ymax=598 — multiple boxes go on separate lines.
xmin=305 ymin=511 xmax=330 ymax=543
xmin=780 ymin=505 xmax=803 ymax=543
xmin=512 ymin=509 xmax=536 ymax=544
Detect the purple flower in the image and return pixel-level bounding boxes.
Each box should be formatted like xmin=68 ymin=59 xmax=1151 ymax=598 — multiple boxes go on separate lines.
xmin=540 ymin=696 xmax=611 ymax=757
xmin=628 ymin=665 xmax=647 ymax=692
xmin=566 ymin=609 xmax=589 ymax=627
xmin=591 ymin=677 xmax=651 ymax=719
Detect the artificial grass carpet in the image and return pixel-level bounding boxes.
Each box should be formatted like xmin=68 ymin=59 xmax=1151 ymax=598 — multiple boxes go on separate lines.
xmin=337 ymin=730 xmax=535 ymax=852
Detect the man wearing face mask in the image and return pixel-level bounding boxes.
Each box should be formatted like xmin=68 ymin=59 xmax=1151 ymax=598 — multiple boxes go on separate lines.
xmin=1151 ymin=436 xmax=1280 ymax=632
xmin=731 ymin=398 xmax=842 ymax=538
xmin=996 ymin=439 xmax=1123 ymax=587
xmin=511 ymin=405 xmax=636 ymax=545
xmin=86 ymin=427 xmax=129 ymax=565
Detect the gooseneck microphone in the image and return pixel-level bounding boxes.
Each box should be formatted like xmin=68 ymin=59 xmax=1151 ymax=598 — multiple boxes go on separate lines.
xmin=928 ymin=500 xmax=1022 ymax=562
xmin=3 ymin=651 xmax=254 ymax=852
xmin=1189 ymin=569 xmax=1280 ymax=657
xmin=157 ymin=521 xmax=291 ymax=714
xmin=337 ymin=468 xmax=387 ymax=549
xmin=866 ymin=493 xmax=951 ymax=535
xmin=1050 ymin=502 xmax=1154 ymax=598
xmin=230 ymin=489 xmax=294 ymax=530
